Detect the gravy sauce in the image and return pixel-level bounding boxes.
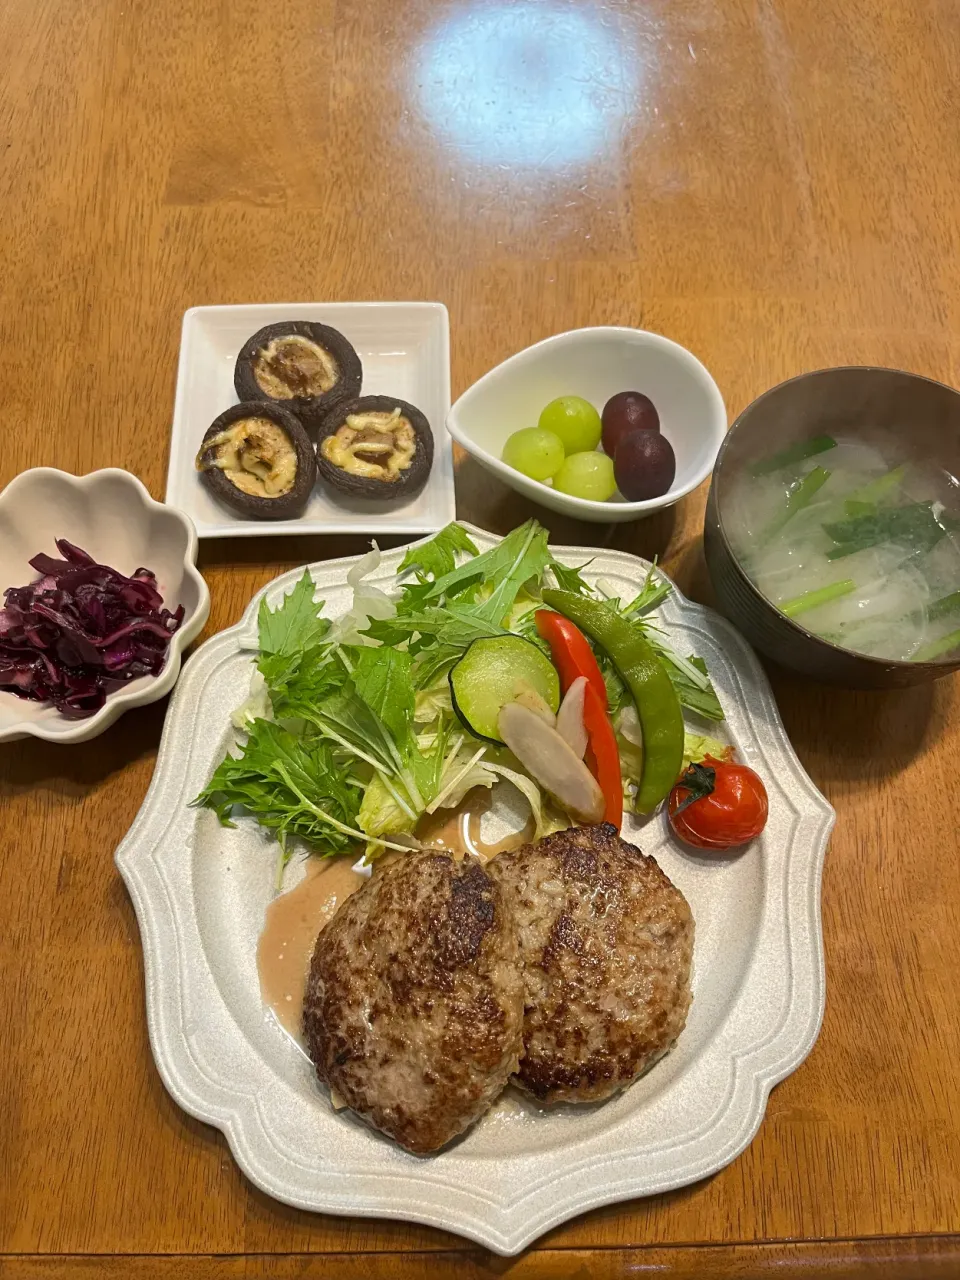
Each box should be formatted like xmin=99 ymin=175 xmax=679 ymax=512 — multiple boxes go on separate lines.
xmin=257 ymin=858 xmax=364 ymax=1039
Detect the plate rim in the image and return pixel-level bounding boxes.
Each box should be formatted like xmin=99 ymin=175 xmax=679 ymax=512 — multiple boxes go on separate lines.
xmin=115 ymin=522 xmax=834 ymax=1254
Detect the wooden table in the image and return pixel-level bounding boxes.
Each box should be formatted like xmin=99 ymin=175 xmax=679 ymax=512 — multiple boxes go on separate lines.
xmin=3 ymin=0 xmax=960 ymax=1274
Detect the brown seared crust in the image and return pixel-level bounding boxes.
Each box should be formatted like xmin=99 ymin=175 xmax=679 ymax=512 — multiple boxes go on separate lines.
xmin=234 ymin=321 xmax=362 ymax=435
xmin=196 ymin=402 xmax=316 ymax=520
xmin=314 ymin=395 xmax=435 ymax=501
xmin=489 ymin=823 xmax=694 ymax=1105
xmin=303 ymin=853 xmax=524 ymax=1154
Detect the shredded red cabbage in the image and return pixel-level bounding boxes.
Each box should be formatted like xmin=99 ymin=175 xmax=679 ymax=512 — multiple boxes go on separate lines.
xmin=0 ymin=538 xmax=184 ymax=718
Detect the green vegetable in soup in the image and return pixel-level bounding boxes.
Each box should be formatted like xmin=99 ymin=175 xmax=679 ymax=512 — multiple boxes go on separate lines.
xmin=750 ymin=434 xmax=837 ymax=476
xmin=780 ymin=578 xmax=856 ymax=618
xmin=823 ymin=501 xmax=953 ymax=560
xmin=765 ymin=466 xmax=832 ymax=538
xmin=914 ymin=627 xmax=960 ymax=662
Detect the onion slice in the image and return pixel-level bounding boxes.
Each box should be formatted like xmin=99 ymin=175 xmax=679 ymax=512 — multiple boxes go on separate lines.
xmin=513 ymin=681 xmax=557 ymax=727
xmin=498 ymin=701 xmax=604 ymax=824
xmin=555 ymin=675 xmax=588 ymax=758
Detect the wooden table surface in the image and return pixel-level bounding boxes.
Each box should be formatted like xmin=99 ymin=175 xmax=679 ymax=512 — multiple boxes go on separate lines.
xmin=3 ymin=0 xmax=960 ymax=1275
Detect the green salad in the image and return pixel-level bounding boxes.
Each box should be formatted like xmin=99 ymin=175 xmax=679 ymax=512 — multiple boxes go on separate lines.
xmin=195 ymin=519 xmax=727 ymax=882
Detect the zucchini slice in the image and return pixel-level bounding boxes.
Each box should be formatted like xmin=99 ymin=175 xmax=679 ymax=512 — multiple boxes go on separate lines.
xmin=449 ymin=636 xmax=560 ymax=744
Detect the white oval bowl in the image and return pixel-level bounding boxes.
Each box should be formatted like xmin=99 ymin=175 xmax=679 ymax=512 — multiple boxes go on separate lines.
xmin=0 ymin=468 xmax=210 ymax=743
xmin=446 ymin=327 xmax=727 ymax=523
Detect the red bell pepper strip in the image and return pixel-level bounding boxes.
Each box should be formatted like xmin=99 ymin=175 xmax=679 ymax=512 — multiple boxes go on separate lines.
xmin=536 ymin=609 xmax=623 ymax=828
xmin=535 ymin=610 xmax=607 ymax=708
xmin=583 ymin=685 xmax=623 ymax=829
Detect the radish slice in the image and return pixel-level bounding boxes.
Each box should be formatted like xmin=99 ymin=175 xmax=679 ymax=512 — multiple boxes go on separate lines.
xmin=555 ymin=675 xmax=588 ymax=758
xmin=498 ymin=701 xmax=605 ymax=824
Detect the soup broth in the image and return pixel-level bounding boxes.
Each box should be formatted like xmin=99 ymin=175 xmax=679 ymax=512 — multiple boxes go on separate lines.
xmin=725 ymin=435 xmax=960 ymax=662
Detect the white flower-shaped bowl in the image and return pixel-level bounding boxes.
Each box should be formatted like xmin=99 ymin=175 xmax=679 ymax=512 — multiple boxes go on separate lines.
xmin=446 ymin=327 xmax=727 ymax=523
xmin=0 ymin=469 xmax=210 ymax=744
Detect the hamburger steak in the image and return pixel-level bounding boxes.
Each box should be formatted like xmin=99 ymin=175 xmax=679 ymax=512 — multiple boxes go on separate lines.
xmin=490 ymin=824 xmax=694 ymax=1105
xmin=303 ymin=852 xmax=524 ymax=1154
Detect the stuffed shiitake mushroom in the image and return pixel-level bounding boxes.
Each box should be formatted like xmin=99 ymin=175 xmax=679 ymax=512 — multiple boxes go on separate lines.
xmin=195 ymin=403 xmax=316 ymax=520
xmin=315 ymin=395 xmax=434 ymax=500
xmin=234 ymin=321 xmax=362 ymax=435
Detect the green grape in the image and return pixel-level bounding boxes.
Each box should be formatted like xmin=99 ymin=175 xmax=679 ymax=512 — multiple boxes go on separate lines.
xmin=538 ymin=396 xmax=602 ymax=454
xmin=553 ymin=451 xmax=617 ymax=501
xmin=502 ymin=427 xmax=565 ymax=481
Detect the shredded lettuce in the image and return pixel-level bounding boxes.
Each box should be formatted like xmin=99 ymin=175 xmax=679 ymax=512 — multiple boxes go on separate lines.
xmin=615 ymin=704 xmax=644 ymax=785
xmin=358 ymin=773 xmax=414 ymax=841
xmin=682 ymin=732 xmax=733 ymax=770
xmin=506 ymin=585 xmax=547 ymax=645
xmin=617 ymin=703 xmax=731 ymax=800
xmin=414 ymin=681 xmax=454 ymax=723
xmin=232 ymin=668 xmax=272 ymax=730
xmin=484 ymin=761 xmax=571 ymax=841
xmin=427 ymin=745 xmax=490 ymax=814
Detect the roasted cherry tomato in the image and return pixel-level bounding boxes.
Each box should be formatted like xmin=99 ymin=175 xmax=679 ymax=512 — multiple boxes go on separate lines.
xmin=668 ymin=756 xmax=768 ymax=850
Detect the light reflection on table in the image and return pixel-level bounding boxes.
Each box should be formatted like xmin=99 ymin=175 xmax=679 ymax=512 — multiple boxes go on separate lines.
xmin=413 ymin=1 xmax=645 ymax=176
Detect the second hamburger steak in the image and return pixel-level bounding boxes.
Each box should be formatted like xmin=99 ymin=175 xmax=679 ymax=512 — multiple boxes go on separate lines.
xmin=490 ymin=824 xmax=694 ymax=1105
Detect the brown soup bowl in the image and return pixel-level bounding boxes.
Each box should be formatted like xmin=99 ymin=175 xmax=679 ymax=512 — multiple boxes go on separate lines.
xmin=704 ymin=366 xmax=960 ymax=688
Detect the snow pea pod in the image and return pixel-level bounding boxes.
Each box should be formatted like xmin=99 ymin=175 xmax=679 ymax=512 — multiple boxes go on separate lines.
xmin=540 ymin=589 xmax=684 ymax=813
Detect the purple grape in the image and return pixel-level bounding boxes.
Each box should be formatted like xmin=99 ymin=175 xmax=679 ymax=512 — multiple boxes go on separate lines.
xmin=601 ymin=392 xmax=660 ymax=457
xmin=615 ymin=431 xmax=676 ymax=500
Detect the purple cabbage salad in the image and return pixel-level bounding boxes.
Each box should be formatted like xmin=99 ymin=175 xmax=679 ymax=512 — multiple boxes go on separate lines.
xmin=0 ymin=538 xmax=184 ymax=718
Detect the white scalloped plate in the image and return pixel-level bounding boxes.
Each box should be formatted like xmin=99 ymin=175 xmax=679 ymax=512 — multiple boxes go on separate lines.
xmin=115 ymin=524 xmax=833 ymax=1256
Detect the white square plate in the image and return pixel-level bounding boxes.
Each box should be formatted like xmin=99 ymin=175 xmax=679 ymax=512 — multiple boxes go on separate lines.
xmin=165 ymin=303 xmax=455 ymax=538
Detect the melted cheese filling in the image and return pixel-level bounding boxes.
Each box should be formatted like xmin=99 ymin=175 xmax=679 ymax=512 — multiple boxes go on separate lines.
xmin=320 ymin=409 xmax=416 ymax=482
xmin=197 ymin=418 xmax=297 ymax=498
xmin=253 ymin=335 xmax=339 ymax=399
